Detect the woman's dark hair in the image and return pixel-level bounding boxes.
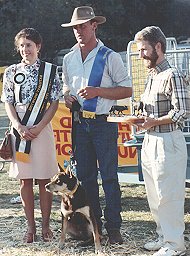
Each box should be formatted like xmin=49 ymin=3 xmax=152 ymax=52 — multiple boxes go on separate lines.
xmin=14 ymin=28 xmax=43 ymax=50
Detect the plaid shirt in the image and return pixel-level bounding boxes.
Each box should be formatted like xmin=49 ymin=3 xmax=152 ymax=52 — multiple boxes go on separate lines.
xmin=141 ymin=59 xmax=190 ymax=132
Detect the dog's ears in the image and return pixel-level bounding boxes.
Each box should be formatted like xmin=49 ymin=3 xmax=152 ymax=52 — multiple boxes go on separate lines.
xmin=58 ymin=163 xmax=65 ymax=173
xmin=58 ymin=163 xmax=73 ymax=178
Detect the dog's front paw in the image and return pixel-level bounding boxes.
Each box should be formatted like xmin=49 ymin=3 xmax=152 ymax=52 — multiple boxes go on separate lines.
xmin=95 ymin=245 xmax=102 ymax=254
xmin=96 ymin=249 xmax=103 ymax=255
xmin=59 ymin=241 xmax=65 ymax=250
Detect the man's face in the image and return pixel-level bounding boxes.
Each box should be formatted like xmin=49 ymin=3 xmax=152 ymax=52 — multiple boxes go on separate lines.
xmin=136 ymin=40 xmax=159 ymax=69
xmin=72 ymin=21 xmax=97 ymax=45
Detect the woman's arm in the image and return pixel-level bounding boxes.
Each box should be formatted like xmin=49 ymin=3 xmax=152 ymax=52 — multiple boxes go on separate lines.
xmin=5 ymin=102 xmax=37 ymax=140
xmin=29 ymin=100 xmax=59 ymax=136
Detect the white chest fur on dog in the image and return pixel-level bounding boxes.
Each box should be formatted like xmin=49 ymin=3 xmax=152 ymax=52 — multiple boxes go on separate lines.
xmin=61 ymin=199 xmax=90 ymax=218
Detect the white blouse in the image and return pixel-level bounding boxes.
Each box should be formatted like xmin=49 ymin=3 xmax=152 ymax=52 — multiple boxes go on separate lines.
xmin=2 ymin=59 xmax=61 ymax=104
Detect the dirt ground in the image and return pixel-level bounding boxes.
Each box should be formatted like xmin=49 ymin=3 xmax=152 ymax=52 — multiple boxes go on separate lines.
xmin=0 ymin=163 xmax=190 ymax=256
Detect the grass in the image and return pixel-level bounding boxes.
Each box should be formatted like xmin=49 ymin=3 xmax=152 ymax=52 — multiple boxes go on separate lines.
xmin=0 ymin=163 xmax=190 ymax=255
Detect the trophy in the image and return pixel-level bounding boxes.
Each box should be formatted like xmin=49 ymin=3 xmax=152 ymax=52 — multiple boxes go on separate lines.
xmin=107 ymin=104 xmax=144 ymax=125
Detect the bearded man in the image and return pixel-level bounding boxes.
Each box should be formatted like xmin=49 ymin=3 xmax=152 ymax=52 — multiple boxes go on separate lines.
xmin=134 ymin=26 xmax=190 ymax=256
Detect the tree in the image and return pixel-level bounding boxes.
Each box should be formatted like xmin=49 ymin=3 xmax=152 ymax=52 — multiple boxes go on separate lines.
xmin=0 ymin=0 xmax=189 ymax=64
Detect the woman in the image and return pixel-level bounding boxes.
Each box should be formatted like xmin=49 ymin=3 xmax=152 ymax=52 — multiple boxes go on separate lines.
xmin=2 ymin=28 xmax=61 ymax=243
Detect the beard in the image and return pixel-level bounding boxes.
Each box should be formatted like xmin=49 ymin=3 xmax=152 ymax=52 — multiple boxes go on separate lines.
xmin=143 ymin=48 xmax=159 ymax=69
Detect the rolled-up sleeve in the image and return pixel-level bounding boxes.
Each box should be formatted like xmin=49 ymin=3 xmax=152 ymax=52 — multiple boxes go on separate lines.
xmin=62 ymin=58 xmax=70 ymax=95
xmin=107 ymin=52 xmax=132 ymax=87
xmin=168 ymin=72 xmax=190 ymax=122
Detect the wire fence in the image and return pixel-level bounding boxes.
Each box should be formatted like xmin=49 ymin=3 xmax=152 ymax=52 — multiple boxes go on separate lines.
xmin=126 ymin=38 xmax=190 ymax=101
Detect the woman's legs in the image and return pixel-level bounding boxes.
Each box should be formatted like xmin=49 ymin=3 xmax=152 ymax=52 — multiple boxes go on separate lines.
xmin=20 ymin=179 xmax=36 ymax=242
xmin=20 ymin=178 xmax=53 ymax=242
xmin=38 ymin=179 xmax=53 ymax=241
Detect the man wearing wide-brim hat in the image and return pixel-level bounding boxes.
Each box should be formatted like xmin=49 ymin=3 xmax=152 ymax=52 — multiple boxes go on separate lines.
xmin=61 ymin=6 xmax=106 ymax=27
xmin=62 ymin=6 xmax=132 ymax=244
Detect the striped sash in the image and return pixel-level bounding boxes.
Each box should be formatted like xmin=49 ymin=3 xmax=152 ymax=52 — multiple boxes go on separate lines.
xmin=14 ymin=61 xmax=56 ymax=163
xmin=82 ymin=46 xmax=113 ymax=119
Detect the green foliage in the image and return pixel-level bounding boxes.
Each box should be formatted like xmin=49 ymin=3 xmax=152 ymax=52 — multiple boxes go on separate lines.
xmin=0 ymin=0 xmax=189 ymax=64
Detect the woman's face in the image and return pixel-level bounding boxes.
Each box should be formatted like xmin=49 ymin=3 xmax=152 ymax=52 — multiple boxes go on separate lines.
xmin=17 ymin=37 xmax=41 ymax=64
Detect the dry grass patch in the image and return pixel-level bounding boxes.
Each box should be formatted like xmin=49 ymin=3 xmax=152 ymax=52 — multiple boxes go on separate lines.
xmin=0 ymin=163 xmax=190 ymax=255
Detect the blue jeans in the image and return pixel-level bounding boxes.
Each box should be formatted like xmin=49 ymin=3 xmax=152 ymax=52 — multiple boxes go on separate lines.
xmin=75 ymin=116 xmax=122 ymax=231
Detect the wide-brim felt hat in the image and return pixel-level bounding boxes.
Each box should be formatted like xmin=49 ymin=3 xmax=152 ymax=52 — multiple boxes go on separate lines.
xmin=61 ymin=6 xmax=106 ymax=27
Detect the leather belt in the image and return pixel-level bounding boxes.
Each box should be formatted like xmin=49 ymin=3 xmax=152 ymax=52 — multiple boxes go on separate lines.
xmin=79 ymin=112 xmax=108 ymax=119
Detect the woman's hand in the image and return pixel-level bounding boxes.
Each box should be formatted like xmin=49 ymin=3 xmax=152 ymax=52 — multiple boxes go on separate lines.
xmin=28 ymin=124 xmax=43 ymax=137
xmin=17 ymin=124 xmax=37 ymax=141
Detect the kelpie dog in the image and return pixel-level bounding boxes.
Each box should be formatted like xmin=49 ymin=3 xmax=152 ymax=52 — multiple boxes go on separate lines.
xmin=45 ymin=163 xmax=102 ymax=254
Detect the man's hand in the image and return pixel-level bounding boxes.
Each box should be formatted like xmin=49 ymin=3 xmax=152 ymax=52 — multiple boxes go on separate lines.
xmin=64 ymin=94 xmax=77 ymax=109
xmin=136 ymin=116 xmax=157 ymax=130
xmin=77 ymin=86 xmax=98 ymax=99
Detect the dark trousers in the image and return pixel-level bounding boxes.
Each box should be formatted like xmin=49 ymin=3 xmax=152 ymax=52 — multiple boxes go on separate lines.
xmin=75 ymin=116 xmax=122 ymax=231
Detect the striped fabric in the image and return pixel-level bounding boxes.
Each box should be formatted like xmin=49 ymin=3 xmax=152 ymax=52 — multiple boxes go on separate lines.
xmin=14 ymin=62 xmax=56 ymax=162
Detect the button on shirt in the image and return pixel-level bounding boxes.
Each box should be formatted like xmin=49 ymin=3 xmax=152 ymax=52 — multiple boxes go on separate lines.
xmin=62 ymin=40 xmax=132 ymax=115
xmin=141 ymin=59 xmax=190 ymax=132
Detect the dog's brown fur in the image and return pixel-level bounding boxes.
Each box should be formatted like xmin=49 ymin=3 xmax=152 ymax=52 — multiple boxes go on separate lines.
xmin=45 ymin=164 xmax=102 ymax=253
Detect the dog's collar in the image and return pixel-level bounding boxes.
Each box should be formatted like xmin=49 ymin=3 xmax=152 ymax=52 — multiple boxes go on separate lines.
xmin=67 ymin=179 xmax=80 ymax=196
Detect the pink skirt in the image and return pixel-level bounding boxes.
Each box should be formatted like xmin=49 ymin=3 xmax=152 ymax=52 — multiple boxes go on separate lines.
xmin=9 ymin=104 xmax=58 ymax=179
